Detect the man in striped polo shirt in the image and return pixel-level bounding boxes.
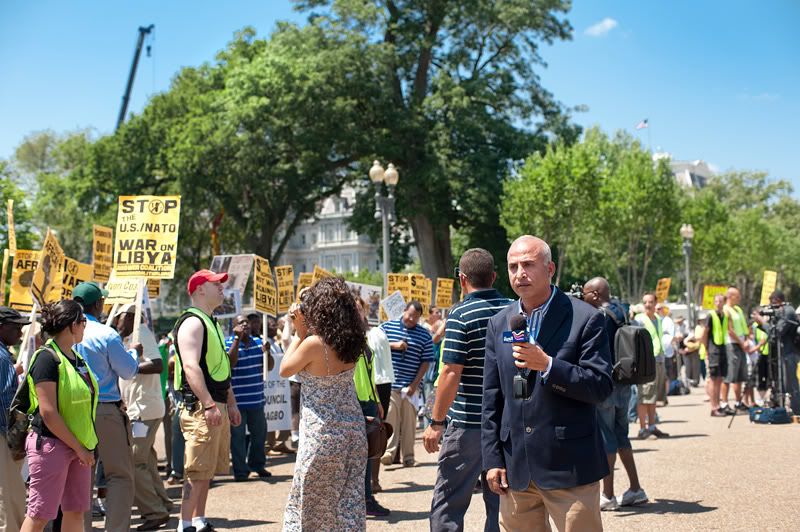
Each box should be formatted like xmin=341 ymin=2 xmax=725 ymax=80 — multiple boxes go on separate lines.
xmin=423 ymin=248 xmax=510 ymax=532
xmin=380 ymin=301 xmax=434 ymax=467
xmin=226 ymin=314 xmax=271 ymax=481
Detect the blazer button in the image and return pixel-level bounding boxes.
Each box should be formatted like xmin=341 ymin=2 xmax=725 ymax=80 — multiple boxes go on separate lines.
xmin=525 ymin=426 xmax=533 ymax=434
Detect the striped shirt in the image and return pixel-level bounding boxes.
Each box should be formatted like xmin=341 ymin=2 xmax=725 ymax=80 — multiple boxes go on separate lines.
xmin=225 ymin=335 xmax=265 ymax=408
xmin=0 ymin=341 xmax=18 ymax=435
xmin=380 ymin=319 xmax=434 ymax=389
xmin=442 ymin=289 xmax=512 ymax=428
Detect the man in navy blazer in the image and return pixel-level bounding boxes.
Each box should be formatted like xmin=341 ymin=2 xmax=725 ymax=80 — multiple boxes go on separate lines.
xmin=482 ymin=236 xmax=613 ymax=531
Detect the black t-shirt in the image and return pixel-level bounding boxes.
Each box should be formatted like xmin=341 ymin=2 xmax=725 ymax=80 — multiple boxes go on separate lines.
xmin=29 ymin=349 xmax=93 ymax=438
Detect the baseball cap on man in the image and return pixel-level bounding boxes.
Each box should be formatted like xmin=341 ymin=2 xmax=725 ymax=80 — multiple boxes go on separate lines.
xmin=0 ymin=306 xmax=31 ymax=325
xmin=187 ymin=270 xmax=228 ymax=296
xmin=72 ymin=282 xmax=109 ymax=306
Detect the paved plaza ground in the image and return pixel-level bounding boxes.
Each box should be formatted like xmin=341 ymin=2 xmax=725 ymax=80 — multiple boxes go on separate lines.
xmin=117 ymin=391 xmax=799 ymax=531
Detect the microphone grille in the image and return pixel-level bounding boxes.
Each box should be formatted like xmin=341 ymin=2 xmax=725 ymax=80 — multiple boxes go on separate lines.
xmin=509 ymin=314 xmax=527 ymax=330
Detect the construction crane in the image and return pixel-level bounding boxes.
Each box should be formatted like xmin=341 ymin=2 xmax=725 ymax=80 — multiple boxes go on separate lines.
xmin=116 ymin=24 xmax=154 ymax=131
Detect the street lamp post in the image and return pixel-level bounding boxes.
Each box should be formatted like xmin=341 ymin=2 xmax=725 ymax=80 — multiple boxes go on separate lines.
xmin=680 ymin=223 xmax=695 ymax=326
xmin=369 ymin=160 xmax=399 ymax=296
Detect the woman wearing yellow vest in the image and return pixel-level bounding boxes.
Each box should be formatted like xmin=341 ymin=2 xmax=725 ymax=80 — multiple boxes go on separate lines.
xmin=21 ymin=300 xmax=98 ymax=532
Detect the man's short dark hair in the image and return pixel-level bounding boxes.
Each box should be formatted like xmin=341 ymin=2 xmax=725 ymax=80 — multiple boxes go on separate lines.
xmin=406 ymin=300 xmax=423 ymax=314
xmin=770 ymin=290 xmax=785 ymax=302
xmin=459 ymin=248 xmax=495 ymax=289
xmin=246 ymin=312 xmax=261 ymax=320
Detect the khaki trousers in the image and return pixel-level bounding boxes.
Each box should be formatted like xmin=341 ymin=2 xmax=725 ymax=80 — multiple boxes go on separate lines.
xmin=0 ymin=433 xmax=25 ymax=532
xmin=382 ymin=390 xmax=417 ymax=463
xmin=84 ymin=402 xmax=135 ymax=532
xmin=132 ymin=418 xmax=171 ymax=519
xmin=499 ymin=480 xmax=602 ymax=532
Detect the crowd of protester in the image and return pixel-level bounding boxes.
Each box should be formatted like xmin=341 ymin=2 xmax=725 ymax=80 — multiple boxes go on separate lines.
xmin=1 ymin=240 xmax=799 ymax=532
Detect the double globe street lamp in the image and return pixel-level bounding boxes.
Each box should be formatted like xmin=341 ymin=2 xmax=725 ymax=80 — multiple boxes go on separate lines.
xmin=369 ymin=161 xmax=400 ymax=296
xmin=680 ymin=223 xmax=695 ymax=326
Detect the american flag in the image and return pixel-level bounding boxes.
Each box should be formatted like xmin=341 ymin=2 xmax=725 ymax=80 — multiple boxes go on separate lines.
xmin=635 ymin=119 xmax=649 ymax=130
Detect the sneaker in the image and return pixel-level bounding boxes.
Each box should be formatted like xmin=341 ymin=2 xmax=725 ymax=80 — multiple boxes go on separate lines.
xmin=618 ymin=488 xmax=648 ymax=506
xmin=637 ymin=428 xmax=654 ymax=440
xmin=723 ymin=405 xmax=736 ymax=415
xmin=402 ymin=459 xmax=416 ymax=468
xmin=366 ymin=498 xmax=391 ymax=517
xmin=735 ymin=402 xmax=749 ymax=412
xmin=92 ymin=498 xmax=106 ymax=518
xmin=711 ymin=409 xmax=727 ymax=417
xmin=650 ymin=427 xmax=670 ymax=438
xmin=600 ymin=494 xmax=618 ymax=511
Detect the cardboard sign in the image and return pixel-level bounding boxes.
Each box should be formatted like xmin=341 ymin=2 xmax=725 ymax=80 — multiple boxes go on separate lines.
xmin=92 ymin=225 xmax=114 ymax=282
xmin=655 ymin=277 xmax=671 ymax=303
xmin=387 ymin=273 xmax=411 ymax=302
xmin=254 ymin=256 xmax=277 ymax=317
xmin=60 ymin=257 xmax=93 ymax=299
xmin=31 ymin=230 xmax=64 ymax=307
xmin=0 ymin=249 xmax=8 ymax=306
xmin=114 ymin=195 xmax=181 ymax=279
xmin=760 ymin=270 xmax=777 ymax=306
xmin=147 ymin=279 xmax=161 ymax=299
xmin=275 ymin=265 xmax=295 ymax=314
xmin=311 ymin=264 xmax=334 ymax=285
xmin=210 ymin=254 xmax=254 ymax=296
xmin=380 ymin=291 xmax=406 ymax=322
xmin=296 ymin=272 xmax=313 ymax=302
xmin=7 ymin=200 xmax=16 ymax=256
xmin=8 ymin=250 xmax=38 ymax=311
xmin=701 ymin=285 xmax=728 ymax=310
xmin=105 ymin=271 xmax=141 ymax=305
xmin=346 ymin=281 xmax=382 ymax=325
xmin=409 ymin=273 xmax=428 ymax=314
xmin=263 ymin=354 xmax=291 ymax=431
xmin=435 ymin=278 xmax=455 ymax=308
xmin=215 ymin=288 xmax=242 ymax=320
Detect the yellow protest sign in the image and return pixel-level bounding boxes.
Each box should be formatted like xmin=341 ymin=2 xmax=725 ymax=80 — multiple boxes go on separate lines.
xmin=147 ymin=279 xmax=161 ymax=299
xmin=31 ymin=230 xmax=64 ymax=307
xmin=424 ymin=278 xmax=433 ymax=307
xmin=760 ymin=270 xmax=777 ymax=306
xmin=387 ymin=273 xmax=411 ymax=302
xmin=296 ymin=272 xmax=313 ymax=302
xmin=311 ymin=264 xmax=334 ymax=285
xmin=701 ymin=285 xmax=728 ymax=310
xmin=254 ymin=256 xmax=277 ymax=317
xmin=8 ymin=250 xmax=38 ymax=311
xmin=409 ymin=273 xmax=428 ymax=314
xmin=275 ymin=265 xmax=295 ymax=314
xmin=655 ymin=277 xmax=671 ymax=303
xmin=435 ymin=278 xmax=454 ymax=308
xmin=114 ymin=196 xmax=181 ymax=279
xmin=60 ymin=257 xmax=93 ymax=299
xmin=7 ymin=200 xmax=16 ymax=256
xmin=105 ymin=271 xmax=140 ymax=305
xmin=0 ymin=249 xmax=8 ymax=305
xmin=92 ymin=225 xmax=114 ymax=282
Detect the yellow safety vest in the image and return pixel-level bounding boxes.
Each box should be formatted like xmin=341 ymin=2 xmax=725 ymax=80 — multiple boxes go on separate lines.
xmin=635 ymin=313 xmax=663 ymax=356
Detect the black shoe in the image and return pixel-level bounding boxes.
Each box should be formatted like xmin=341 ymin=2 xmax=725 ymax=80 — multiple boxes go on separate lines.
xmin=711 ymin=408 xmax=727 ymax=417
xmin=723 ymin=405 xmax=736 ymax=415
xmin=180 ymin=527 xmax=196 ymax=532
xmin=650 ymin=427 xmax=670 ymax=438
xmin=735 ymin=402 xmax=749 ymax=412
xmin=366 ymin=499 xmax=391 ymax=517
xmin=254 ymin=468 xmax=272 ymax=478
xmin=137 ymin=516 xmax=170 ymax=531
xmin=234 ymin=476 xmax=250 ymax=482
xmin=198 ymin=523 xmax=215 ymax=532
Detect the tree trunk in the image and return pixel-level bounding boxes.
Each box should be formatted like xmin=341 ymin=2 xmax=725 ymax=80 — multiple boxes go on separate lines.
xmin=411 ymin=213 xmax=452 ymax=279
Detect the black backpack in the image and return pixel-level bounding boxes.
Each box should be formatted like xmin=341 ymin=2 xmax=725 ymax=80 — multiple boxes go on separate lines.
xmin=601 ymin=305 xmax=656 ymax=385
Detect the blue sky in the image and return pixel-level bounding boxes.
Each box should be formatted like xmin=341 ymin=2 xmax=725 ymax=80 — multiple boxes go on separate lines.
xmin=1 ymin=1 xmax=797 ymax=187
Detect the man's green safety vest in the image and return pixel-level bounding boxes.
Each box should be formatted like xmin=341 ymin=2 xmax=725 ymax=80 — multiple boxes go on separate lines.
xmin=28 ymin=340 xmax=99 ymax=450
xmin=173 ymin=307 xmax=231 ymax=390
xmin=709 ymin=310 xmax=725 ymax=346
xmin=635 ymin=313 xmax=663 ymax=356
xmin=753 ymin=324 xmax=769 ymax=356
xmin=354 ymin=349 xmax=379 ymax=403
xmin=724 ymin=304 xmax=748 ymax=339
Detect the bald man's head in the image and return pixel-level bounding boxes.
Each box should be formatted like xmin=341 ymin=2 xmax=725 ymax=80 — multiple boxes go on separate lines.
xmin=508 ymin=235 xmax=552 ymax=264
xmin=584 ymin=277 xmax=610 ymax=308
xmin=507 ymin=235 xmax=556 ymax=307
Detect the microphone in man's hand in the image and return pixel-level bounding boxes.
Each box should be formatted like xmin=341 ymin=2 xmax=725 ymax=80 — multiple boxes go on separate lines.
xmin=503 ymin=314 xmax=528 ymax=344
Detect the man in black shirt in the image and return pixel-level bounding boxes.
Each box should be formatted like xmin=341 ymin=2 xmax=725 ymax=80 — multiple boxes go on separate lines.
xmin=752 ymin=290 xmax=800 ymax=412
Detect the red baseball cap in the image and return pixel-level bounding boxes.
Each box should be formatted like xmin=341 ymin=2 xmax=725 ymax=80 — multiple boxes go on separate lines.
xmin=187 ymin=269 xmax=228 ymax=295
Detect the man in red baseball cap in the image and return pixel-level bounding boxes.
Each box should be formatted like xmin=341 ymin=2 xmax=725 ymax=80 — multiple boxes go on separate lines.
xmin=173 ymin=270 xmax=240 ymax=532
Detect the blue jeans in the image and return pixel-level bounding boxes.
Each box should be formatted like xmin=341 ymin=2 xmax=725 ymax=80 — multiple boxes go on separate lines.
xmin=430 ymin=425 xmax=499 ymax=532
xmin=230 ymin=406 xmax=268 ymax=479
xmin=171 ymin=408 xmax=185 ymax=478
xmin=360 ymin=401 xmax=377 ymax=501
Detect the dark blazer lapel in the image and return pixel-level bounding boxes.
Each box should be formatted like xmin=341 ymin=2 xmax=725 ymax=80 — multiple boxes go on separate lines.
xmin=536 ymin=290 xmax=571 ymax=353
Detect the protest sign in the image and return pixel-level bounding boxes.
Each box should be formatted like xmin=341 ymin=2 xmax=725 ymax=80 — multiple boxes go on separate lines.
xmin=655 ymin=277 xmax=671 ymax=303
xmin=114 ymin=195 xmax=181 ymax=279
xmin=435 ymin=278 xmax=454 ymax=308
xmin=387 ymin=273 xmax=411 ymax=302
xmin=0 ymin=249 xmax=8 ymax=305
xmin=346 ymin=281 xmax=382 ymax=324
xmin=31 ymin=230 xmax=64 ymax=308
xmin=760 ymin=270 xmax=777 ymax=306
xmin=60 ymin=257 xmax=93 ymax=299
xmin=311 ymin=264 xmax=334 ymax=285
xmin=7 ymin=200 xmax=16 ymax=256
xmin=92 ymin=225 xmax=114 ymax=282
xmin=381 ymin=290 xmax=406 ymax=322
xmin=210 ymin=254 xmax=254 ymax=295
xmin=409 ymin=273 xmax=428 ymax=314
xmin=296 ymin=272 xmax=313 ymax=302
xmin=147 ymin=279 xmax=160 ymax=299
xmin=105 ymin=271 xmax=140 ymax=305
xmin=263 ymin=354 xmax=291 ymax=431
xmin=701 ymin=285 xmax=728 ymax=310
xmin=254 ymin=256 xmax=277 ymax=317
xmin=275 ymin=265 xmax=295 ymax=314
xmin=8 ymin=250 xmax=38 ymax=311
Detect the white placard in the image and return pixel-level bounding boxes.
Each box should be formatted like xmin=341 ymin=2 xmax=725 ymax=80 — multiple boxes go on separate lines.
xmin=263 ymin=354 xmax=291 ymax=432
xmin=380 ymin=290 xmax=406 ymax=321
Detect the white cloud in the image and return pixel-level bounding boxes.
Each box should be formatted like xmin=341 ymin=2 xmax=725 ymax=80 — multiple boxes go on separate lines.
xmin=585 ymin=18 xmax=618 ymax=37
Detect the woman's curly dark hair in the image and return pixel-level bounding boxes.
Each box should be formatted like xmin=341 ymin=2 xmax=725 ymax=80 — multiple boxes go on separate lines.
xmin=303 ymin=277 xmax=366 ymax=364
xmin=41 ymin=300 xmax=84 ymax=336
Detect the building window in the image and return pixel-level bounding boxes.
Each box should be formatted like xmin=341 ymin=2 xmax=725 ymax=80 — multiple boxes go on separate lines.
xmin=301 ymin=234 xmax=306 ymax=246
